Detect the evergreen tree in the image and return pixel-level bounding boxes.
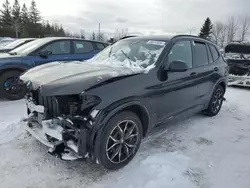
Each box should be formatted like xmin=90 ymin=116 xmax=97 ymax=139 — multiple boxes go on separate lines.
xmin=0 ymin=0 xmax=66 ymax=38
xmin=199 ymin=17 xmax=213 ymax=39
xmin=20 ymin=3 xmax=29 ymax=37
xmin=29 ymin=0 xmax=41 ymax=24
xmin=0 ymin=0 xmax=13 ymax=37
xmin=12 ymin=0 xmax=21 ymax=37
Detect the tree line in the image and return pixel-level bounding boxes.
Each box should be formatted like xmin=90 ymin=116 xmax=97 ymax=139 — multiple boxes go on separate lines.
xmin=0 ymin=0 xmax=66 ymax=38
xmin=199 ymin=16 xmax=250 ymax=47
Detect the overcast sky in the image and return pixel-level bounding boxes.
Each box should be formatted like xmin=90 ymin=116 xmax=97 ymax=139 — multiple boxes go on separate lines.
xmin=6 ymin=0 xmax=250 ymax=37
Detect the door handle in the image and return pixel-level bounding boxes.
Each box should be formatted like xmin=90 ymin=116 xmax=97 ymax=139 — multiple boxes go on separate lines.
xmin=214 ymin=67 xmax=219 ymax=72
xmin=190 ymin=72 xmax=197 ymax=76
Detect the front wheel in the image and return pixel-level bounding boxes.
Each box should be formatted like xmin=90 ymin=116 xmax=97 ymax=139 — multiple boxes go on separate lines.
xmin=0 ymin=70 xmax=26 ymax=100
xmin=98 ymin=111 xmax=143 ymax=170
xmin=203 ymin=85 xmax=225 ymax=116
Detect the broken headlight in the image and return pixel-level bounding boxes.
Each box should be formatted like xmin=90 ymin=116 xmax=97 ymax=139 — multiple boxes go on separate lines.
xmin=80 ymin=95 xmax=101 ymax=113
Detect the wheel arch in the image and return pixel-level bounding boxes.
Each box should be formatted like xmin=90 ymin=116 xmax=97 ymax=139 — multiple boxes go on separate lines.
xmin=96 ymin=101 xmax=151 ymax=137
xmin=91 ymin=101 xmax=151 ymax=161
xmin=0 ymin=65 xmax=29 ymax=77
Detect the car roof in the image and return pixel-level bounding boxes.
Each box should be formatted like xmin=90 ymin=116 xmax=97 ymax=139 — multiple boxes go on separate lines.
xmin=124 ymin=34 xmax=215 ymax=44
xmin=225 ymin=43 xmax=250 ymax=54
xmin=39 ymin=37 xmax=108 ymax=44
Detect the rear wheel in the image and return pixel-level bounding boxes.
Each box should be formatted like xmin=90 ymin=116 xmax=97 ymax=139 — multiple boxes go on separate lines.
xmin=203 ymin=85 xmax=225 ymax=116
xmin=0 ymin=70 xmax=26 ymax=100
xmin=98 ymin=111 xmax=143 ymax=170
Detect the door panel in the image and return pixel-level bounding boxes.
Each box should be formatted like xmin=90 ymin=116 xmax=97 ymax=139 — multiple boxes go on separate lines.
xmin=71 ymin=40 xmax=100 ymax=61
xmin=150 ymin=70 xmax=199 ymax=123
xmin=149 ymin=40 xmax=199 ymax=123
xmin=34 ymin=40 xmax=72 ymax=66
xmin=35 ymin=54 xmax=74 ymax=66
xmin=192 ymin=41 xmax=218 ymax=105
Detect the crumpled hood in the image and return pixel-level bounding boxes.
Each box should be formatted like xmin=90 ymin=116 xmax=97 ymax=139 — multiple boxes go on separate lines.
xmin=20 ymin=61 xmax=143 ymax=96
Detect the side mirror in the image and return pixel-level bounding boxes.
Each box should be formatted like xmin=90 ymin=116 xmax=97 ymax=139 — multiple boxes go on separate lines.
xmin=165 ymin=60 xmax=189 ymax=72
xmin=39 ymin=50 xmax=51 ymax=58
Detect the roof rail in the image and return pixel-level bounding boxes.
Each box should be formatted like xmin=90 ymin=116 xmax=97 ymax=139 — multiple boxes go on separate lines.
xmin=172 ymin=34 xmax=200 ymax=39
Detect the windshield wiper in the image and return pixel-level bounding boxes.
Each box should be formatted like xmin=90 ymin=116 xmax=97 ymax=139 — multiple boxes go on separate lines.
xmin=109 ymin=47 xmax=113 ymax=58
xmin=8 ymin=52 xmax=17 ymax=55
xmin=120 ymin=50 xmax=132 ymax=66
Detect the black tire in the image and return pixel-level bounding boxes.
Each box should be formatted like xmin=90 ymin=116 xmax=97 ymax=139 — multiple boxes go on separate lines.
xmin=0 ymin=70 xmax=26 ymax=100
xmin=203 ymin=85 xmax=225 ymax=117
xmin=98 ymin=111 xmax=143 ymax=170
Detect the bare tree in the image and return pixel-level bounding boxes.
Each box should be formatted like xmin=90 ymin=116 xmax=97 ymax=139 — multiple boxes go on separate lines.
xmin=97 ymin=32 xmax=106 ymax=42
xmin=227 ymin=16 xmax=238 ymax=43
xmin=219 ymin=24 xmax=228 ymax=48
xmin=91 ymin=31 xmax=96 ymax=40
xmin=114 ymin=28 xmax=128 ymax=40
xmin=238 ymin=15 xmax=250 ymax=42
xmin=212 ymin=22 xmax=224 ymax=45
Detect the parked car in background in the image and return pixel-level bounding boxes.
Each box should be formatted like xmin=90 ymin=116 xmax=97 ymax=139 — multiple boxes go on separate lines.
xmin=0 ymin=38 xmax=36 ymax=53
xmin=0 ymin=37 xmax=109 ymax=100
xmin=21 ymin=35 xmax=228 ymax=170
xmin=0 ymin=38 xmax=16 ymax=48
xmin=226 ymin=43 xmax=250 ymax=87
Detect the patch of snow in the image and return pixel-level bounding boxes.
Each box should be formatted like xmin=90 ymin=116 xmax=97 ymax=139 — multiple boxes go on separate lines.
xmin=66 ymin=118 xmax=73 ymax=125
xmin=67 ymin=140 xmax=78 ymax=153
xmin=89 ymin=39 xmax=165 ymax=73
xmin=91 ymin=152 xmax=195 ymax=188
xmin=42 ymin=120 xmax=63 ymax=141
xmin=90 ymin=109 xmax=99 ymax=118
xmin=0 ymin=99 xmax=26 ymax=145
xmin=61 ymin=152 xmax=78 ymax=161
xmin=26 ymin=98 xmax=44 ymax=113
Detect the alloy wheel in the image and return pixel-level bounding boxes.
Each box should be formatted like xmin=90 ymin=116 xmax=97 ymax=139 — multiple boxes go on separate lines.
xmin=211 ymin=88 xmax=223 ymax=113
xmin=3 ymin=77 xmax=22 ymax=96
xmin=106 ymin=120 xmax=139 ymax=164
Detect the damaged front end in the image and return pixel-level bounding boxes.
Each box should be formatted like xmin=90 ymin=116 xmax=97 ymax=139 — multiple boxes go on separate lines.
xmin=24 ymin=90 xmax=101 ymax=161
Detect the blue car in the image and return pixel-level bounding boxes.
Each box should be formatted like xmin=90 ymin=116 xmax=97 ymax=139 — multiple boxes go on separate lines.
xmin=0 ymin=37 xmax=108 ymax=100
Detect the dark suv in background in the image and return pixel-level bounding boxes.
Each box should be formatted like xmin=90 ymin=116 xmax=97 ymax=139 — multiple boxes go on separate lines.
xmin=21 ymin=35 xmax=228 ymax=170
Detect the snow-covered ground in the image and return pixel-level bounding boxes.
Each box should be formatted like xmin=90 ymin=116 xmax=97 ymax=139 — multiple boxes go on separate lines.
xmin=0 ymin=87 xmax=250 ymax=188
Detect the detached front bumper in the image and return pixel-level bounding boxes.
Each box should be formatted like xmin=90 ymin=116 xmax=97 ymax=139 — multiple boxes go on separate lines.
xmin=24 ymin=99 xmax=90 ymax=161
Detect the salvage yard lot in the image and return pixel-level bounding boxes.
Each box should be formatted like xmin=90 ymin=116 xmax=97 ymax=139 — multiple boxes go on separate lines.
xmin=0 ymin=87 xmax=250 ymax=188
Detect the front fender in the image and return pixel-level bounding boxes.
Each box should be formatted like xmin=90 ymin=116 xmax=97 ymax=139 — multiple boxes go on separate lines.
xmin=89 ymin=99 xmax=154 ymax=161
xmin=0 ymin=63 xmax=31 ymax=73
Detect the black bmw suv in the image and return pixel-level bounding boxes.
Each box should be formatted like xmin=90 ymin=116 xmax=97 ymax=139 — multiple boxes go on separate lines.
xmin=21 ymin=35 xmax=228 ymax=170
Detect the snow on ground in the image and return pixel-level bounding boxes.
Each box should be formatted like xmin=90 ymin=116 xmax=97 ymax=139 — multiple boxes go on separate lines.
xmin=0 ymin=87 xmax=250 ymax=188
xmin=0 ymin=99 xmax=26 ymax=145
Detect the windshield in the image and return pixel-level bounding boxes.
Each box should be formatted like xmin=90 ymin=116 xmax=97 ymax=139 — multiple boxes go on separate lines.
xmin=91 ymin=39 xmax=167 ymax=71
xmin=4 ymin=39 xmax=30 ymax=49
xmin=9 ymin=38 xmax=50 ymax=55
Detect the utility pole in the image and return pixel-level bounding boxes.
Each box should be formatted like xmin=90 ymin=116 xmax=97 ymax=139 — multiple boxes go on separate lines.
xmin=98 ymin=23 xmax=101 ymax=41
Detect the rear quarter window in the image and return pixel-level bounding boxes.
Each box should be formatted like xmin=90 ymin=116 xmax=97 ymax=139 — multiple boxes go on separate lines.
xmin=209 ymin=44 xmax=220 ymax=61
xmin=73 ymin=41 xmax=94 ymax=53
xmin=193 ymin=41 xmax=209 ymax=67
xmin=96 ymin=43 xmax=106 ymax=50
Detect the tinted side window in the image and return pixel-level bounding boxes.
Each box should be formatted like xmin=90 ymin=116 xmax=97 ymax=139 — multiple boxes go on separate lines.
xmin=73 ymin=41 xmax=94 ymax=53
xmin=193 ymin=42 xmax=209 ymax=67
xmin=209 ymin=44 xmax=220 ymax=61
xmin=168 ymin=41 xmax=193 ymax=68
xmin=40 ymin=41 xmax=70 ymax=55
xmin=96 ymin=43 xmax=105 ymax=50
